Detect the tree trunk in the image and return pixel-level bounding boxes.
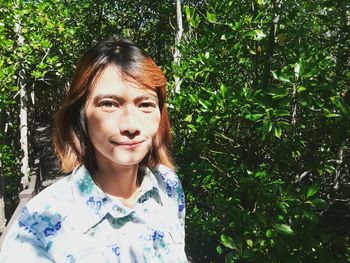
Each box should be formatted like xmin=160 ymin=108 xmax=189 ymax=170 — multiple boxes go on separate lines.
xmin=15 ymin=2 xmax=30 ymax=189
xmin=0 ymin=188 xmax=5 ymax=233
xmin=262 ymin=0 xmax=277 ymax=89
xmin=0 ymin=109 xmax=7 ymax=233
xmin=174 ymin=0 xmax=183 ymax=93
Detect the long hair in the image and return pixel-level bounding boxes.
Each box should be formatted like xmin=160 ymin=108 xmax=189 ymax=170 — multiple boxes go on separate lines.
xmin=53 ymin=39 xmax=173 ymax=174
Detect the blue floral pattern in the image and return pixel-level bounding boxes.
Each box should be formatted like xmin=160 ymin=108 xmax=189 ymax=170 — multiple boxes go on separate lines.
xmin=0 ymin=165 xmax=187 ymax=262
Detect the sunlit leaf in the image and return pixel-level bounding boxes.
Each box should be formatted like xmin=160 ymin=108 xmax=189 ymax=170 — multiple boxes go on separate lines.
xmin=184 ymin=114 xmax=193 ymax=122
xmin=206 ymin=12 xmax=217 ymax=23
xmin=245 ymin=114 xmax=263 ymax=121
xmin=262 ymin=120 xmax=273 ymax=134
xmin=274 ymin=125 xmax=282 ymax=138
xmin=273 ymin=224 xmax=294 ymax=236
xmin=245 ymin=29 xmax=266 ymax=41
xmin=325 ymin=113 xmax=341 ymax=118
xmin=306 ymin=184 xmax=320 ymax=198
xmin=220 ymin=234 xmax=236 ymax=249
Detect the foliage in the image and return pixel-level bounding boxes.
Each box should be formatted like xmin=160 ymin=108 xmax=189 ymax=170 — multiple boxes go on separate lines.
xmin=0 ymin=144 xmax=21 ymax=216
xmin=169 ymin=0 xmax=350 ymax=262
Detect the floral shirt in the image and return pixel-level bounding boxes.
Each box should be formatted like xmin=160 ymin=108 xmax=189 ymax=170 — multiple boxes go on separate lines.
xmin=0 ymin=165 xmax=187 ymax=262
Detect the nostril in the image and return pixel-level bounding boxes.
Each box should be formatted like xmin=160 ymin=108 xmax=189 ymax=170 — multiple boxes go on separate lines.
xmin=122 ymin=130 xmax=140 ymax=138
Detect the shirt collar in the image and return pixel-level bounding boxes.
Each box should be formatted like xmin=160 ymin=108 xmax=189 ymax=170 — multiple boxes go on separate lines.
xmin=71 ymin=165 xmax=163 ymax=234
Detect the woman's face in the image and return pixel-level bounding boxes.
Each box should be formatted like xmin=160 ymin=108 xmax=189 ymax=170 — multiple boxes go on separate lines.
xmin=85 ymin=66 xmax=161 ymax=169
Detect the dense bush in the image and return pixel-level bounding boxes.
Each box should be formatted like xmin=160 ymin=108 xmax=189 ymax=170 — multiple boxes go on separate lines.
xmin=169 ymin=0 xmax=350 ymax=262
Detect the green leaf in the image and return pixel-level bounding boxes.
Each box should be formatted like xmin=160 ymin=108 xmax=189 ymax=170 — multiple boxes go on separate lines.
xmin=257 ymin=0 xmax=264 ymax=6
xmin=184 ymin=114 xmax=193 ymax=122
xmin=246 ymin=239 xmax=253 ymax=248
xmin=245 ymin=29 xmax=266 ymax=41
xmin=278 ymin=121 xmax=291 ymax=131
xmin=216 ymin=245 xmax=223 ymax=255
xmin=187 ymin=124 xmax=197 ymax=131
xmin=271 ymin=71 xmax=291 ymax=83
xmin=220 ymin=234 xmax=236 ymax=249
xmin=279 ymin=75 xmax=291 ymax=83
xmin=265 ymin=229 xmax=274 ymax=238
xmin=245 ymin=114 xmax=263 ymax=121
xmin=220 ymin=84 xmax=227 ymax=98
xmin=262 ymin=120 xmax=273 ymax=134
xmin=184 ymin=6 xmax=200 ymax=28
xmin=273 ymin=224 xmax=294 ymax=236
xmin=206 ymin=12 xmax=217 ymax=23
xmin=297 ymin=86 xmax=306 ymax=92
xmin=227 ymin=21 xmax=242 ymax=31
xmin=184 ymin=5 xmax=194 ymax=22
xmin=274 ymin=125 xmax=282 ymax=138
xmin=306 ymin=183 xmax=320 ymax=198
xmin=271 ymin=70 xmax=279 ymax=80
xmin=306 ymin=199 xmax=329 ymax=210
xmin=255 ymin=170 xmax=266 ymax=178
xmin=325 ymin=113 xmax=341 ymax=118
xmin=198 ymin=99 xmax=210 ymax=110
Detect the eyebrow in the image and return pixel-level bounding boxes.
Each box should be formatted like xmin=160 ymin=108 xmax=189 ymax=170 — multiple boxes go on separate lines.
xmin=93 ymin=93 xmax=158 ymax=104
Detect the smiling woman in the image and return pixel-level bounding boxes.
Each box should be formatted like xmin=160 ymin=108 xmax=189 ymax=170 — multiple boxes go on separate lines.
xmin=0 ymin=39 xmax=187 ymax=262
xmin=85 ymin=66 xmax=161 ymax=177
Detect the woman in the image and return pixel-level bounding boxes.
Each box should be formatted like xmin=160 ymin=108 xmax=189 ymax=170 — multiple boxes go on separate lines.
xmin=0 ymin=39 xmax=187 ymax=262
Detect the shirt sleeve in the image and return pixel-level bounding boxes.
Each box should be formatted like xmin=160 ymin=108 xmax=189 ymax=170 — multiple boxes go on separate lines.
xmin=176 ymin=177 xmax=186 ymax=240
xmin=155 ymin=165 xmax=186 ymax=242
xmin=171 ymin=171 xmax=187 ymax=262
xmin=0 ymin=208 xmax=53 ymax=263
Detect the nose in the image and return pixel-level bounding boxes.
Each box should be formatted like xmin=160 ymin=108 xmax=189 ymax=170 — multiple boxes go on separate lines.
xmin=119 ymin=105 xmax=141 ymax=138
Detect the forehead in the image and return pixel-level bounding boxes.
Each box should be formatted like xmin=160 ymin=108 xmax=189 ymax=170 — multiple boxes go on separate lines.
xmin=89 ymin=65 xmax=157 ymax=99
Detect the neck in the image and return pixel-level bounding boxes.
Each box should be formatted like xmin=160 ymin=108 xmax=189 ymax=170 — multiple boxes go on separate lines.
xmin=94 ymin=161 xmax=140 ymax=200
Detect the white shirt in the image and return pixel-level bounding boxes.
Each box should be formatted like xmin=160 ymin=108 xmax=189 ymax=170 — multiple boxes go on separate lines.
xmin=0 ymin=165 xmax=187 ymax=262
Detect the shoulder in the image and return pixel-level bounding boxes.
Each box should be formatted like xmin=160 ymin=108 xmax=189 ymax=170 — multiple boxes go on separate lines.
xmin=25 ymin=175 xmax=73 ymax=213
xmin=152 ymin=164 xmax=180 ymax=181
xmin=151 ymin=165 xmax=185 ymax=215
xmin=18 ymin=175 xmax=74 ymax=240
xmin=1 ymin=175 xmax=74 ymax=254
xmin=152 ymin=164 xmax=183 ymax=197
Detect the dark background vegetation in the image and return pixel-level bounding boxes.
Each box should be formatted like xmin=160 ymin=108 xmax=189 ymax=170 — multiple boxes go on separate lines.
xmin=0 ymin=0 xmax=349 ymax=262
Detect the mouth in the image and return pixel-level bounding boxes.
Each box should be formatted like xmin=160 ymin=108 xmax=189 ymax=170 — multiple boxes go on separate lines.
xmin=111 ymin=140 xmax=144 ymax=149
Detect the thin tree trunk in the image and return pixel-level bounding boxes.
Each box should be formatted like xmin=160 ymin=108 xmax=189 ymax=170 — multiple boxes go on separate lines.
xmin=334 ymin=0 xmax=348 ymax=85
xmin=0 ymin=109 xmax=7 ymax=233
xmin=334 ymin=139 xmax=348 ymax=190
xmin=262 ymin=0 xmax=277 ymax=89
xmin=174 ymin=0 xmax=183 ymax=93
xmin=291 ymin=83 xmax=297 ymax=126
xmin=251 ymin=1 xmax=259 ymax=89
xmin=15 ymin=2 xmax=30 ymax=189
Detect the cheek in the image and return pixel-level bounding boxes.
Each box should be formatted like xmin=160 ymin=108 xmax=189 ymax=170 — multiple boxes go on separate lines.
xmin=138 ymin=111 xmax=160 ymax=137
xmin=86 ymin=112 xmax=112 ymax=140
xmin=149 ymin=112 xmax=161 ymax=136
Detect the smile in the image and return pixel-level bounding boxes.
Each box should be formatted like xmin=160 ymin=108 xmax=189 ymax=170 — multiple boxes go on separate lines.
xmin=111 ymin=140 xmax=144 ymax=150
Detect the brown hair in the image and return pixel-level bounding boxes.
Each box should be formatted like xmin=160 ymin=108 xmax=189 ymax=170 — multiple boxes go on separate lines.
xmin=53 ymin=39 xmax=173 ymax=174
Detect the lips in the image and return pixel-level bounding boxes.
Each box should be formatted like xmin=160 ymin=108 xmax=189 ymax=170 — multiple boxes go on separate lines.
xmin=111 ymin=140 xmax=144 ymax=149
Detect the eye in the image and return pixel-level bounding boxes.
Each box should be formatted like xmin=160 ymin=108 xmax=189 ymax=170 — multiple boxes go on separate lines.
xmin=139 ymin=101 xmax=157 ymax=112
xmin=99 ymin=100 xmax=119 ymax=110
xmin=139 ymin=102 xmax=156 ymax=108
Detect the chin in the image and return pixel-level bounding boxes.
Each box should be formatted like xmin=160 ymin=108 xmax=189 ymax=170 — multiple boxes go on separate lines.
xmin=111 ymin=156 xmax=147 ymax=167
